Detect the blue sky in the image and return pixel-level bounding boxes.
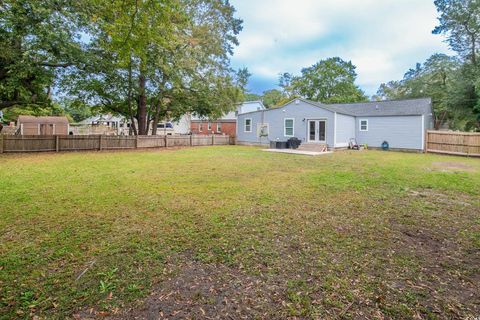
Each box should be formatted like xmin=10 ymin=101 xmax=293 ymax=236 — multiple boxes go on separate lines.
xmin=229 ymin=0 xmax=451 ymax=97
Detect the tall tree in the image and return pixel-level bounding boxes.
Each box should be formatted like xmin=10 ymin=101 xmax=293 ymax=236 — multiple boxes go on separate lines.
xmin=433 ymin=0 xmax=480 ymax=66
xmin=374 ymin=54 xmax=480 ymax=130
xmin=279 ymin=72 xmax=298 ymax=98
xmin=0 ymin=0 xmax=88 ymax=110
xmin=433 ymin=0 xmax=480 ymax=129
xmin=287 ymin=57 xmax=367 ymax=103
xmin=244 ymin=93 xmax=262 ymax=101
xmin=261 ymin=89 xmax=285 ymax=108
xmin=65 ymin=0 xmax=243 ymax=135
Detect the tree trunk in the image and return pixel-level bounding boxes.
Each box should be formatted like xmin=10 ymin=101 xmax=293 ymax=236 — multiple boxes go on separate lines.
xmin=471 ymin=34 xmax=477 ymax=66
xmin=151 ymin=100 xmax=162 ymax=136
xmin=137 ymin=71 xmax=147 ymax=135
xmin=127 ymin=54 xmax=138 ymax=136
xmin=434 ymin=111 xmax=447 ymax=130
xmin=146 ymin=109 xmax=151 ymax=135
xmin=129 ymin=115 xmax=138 ymax=136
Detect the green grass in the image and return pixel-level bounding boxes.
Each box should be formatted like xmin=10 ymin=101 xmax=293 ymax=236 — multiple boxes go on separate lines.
xmin=0 ymin=147 xmax=479 ymax=319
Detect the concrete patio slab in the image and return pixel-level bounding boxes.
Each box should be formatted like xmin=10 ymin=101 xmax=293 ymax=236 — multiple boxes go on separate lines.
xmin=262 ymin=149 xmax=333 ymax=156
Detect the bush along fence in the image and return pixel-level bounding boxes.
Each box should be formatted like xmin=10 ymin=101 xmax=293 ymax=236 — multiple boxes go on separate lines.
xmin=0 ymin=134 xmax=232 ymax=154
xmin=425 ymin=130 xmax=480 ymax=157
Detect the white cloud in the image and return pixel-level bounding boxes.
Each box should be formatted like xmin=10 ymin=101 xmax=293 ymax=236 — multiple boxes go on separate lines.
xmin=230 ymin=0 xmax=451 ymax=96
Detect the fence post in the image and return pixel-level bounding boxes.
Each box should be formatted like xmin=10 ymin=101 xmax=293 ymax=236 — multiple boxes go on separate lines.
xmin=463 ymin=133 xmax=468 ymax=156
xmin=190 ymin=134 xmax=193 ymax=146
xmin=164 ymin=135 xmax=168 ymax=148
xmin=99 ymin=135 xmax=103 ymax=151
xmin=423 ymin=130 xmax=429 ymax=153
xmin=212 ymin=135 xmax=215 ymax=145
xmin=55 ymin=135 xmax=59 ymax=152
xmin=0 ymin=135 xmax=3 ymax=154
xmin=135 ymin=135 xmax=139 ymax=149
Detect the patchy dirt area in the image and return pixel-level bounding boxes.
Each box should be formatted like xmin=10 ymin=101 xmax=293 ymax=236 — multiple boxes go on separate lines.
xmin=430 ymin=161 xmax=477 ymax=173
xmin=408 ymin=189 xmax=473 ymax=207
xmin=387 ymin=190 xmax=480 ymax=318
xmin=96 ymin=256 xmax=285 ymax=320
xmin=388 ymin=223 xmax=480 ymax=317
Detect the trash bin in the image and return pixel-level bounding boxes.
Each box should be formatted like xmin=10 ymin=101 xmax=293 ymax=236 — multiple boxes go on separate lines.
xmin=287 ymin=137 xmax=301 ymax=149
xmin=277 ymin=141 xmax=288 ymax=149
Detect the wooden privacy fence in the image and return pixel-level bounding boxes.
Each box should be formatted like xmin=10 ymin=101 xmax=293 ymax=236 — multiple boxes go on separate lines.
xmin=425 ymin=130 xmax=480 ymax=157
xmin=0 ymin=134 xmax=231 ymax=153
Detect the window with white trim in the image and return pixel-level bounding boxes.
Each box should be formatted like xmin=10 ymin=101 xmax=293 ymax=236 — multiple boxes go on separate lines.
xmin=359 ymin=119 xmax=368 ymax=131
xmin=284 ymin=118 xmax=294 ymax=136
xmin=244 ymin=118 xmax=252 ymax=132
xmin=207 ymin=122 xmax=212 ymax=131
xmin=198 ymin=123 xmax=203 ymax=132
xmin=217 ymin=122 xmax=222 ymax=132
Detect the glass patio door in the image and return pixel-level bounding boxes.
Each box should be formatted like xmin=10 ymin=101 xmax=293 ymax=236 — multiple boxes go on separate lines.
xmin=307 ymin=120 xmax=326 ymax=143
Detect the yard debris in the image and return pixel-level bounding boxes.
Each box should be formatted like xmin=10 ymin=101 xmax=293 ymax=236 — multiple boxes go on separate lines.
xmin=75 ymin=260 xmax=97 ymax=281
xmin=104 ymin=255 xmax=283 ymax=319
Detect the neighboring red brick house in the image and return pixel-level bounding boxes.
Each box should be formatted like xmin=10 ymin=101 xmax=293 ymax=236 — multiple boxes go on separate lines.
xmin=190 ymin=111 xmax=237 ymax=136
xmin=190 ymin=119 xmax=236 ymax=136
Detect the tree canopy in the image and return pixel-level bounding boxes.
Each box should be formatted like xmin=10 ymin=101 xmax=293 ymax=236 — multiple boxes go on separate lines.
xmin=1 ymin=0 xmax=245 ymax=134
xmin=279 ymin=58 xmax=367 ymax=104
xmin=433 ymin=0 xmax=480 ymax=65
xmin=376 ymin=0 xmax=480 ymax=131
xmin=0 ymin=1 xmax=88 ymax=110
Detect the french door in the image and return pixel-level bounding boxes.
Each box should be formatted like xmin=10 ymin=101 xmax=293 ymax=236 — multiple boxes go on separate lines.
xmin=308 ymin=120 xmax=326 ymax=143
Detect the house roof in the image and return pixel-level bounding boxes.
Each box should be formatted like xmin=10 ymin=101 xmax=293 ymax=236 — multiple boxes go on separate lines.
xmin=238 ymin=98 xmax=433 ymax=117
xmin=17 ymin=116 xmax=69 ymax=124
xmin=314 ymin=98 xmax=433 ymax=116
xmin=192 ymin=101 xmax=266 ymax=121
xmin=191 ymin=111 xmax=236 ymax=121
xmin=241 ymin=100 xmax=264 ymax=105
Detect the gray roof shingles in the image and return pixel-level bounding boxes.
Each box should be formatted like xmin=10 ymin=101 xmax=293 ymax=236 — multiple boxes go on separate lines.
xmin=306 ymin=98 xmax=432 ymax=117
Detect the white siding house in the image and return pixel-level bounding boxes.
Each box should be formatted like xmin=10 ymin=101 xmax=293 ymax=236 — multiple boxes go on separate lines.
xmin=236 ymin=98 xmax=434 ymax=151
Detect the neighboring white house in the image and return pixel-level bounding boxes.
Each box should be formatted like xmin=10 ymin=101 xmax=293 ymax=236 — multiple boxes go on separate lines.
xmin=72 ymin=114 xmax=128 ymax=135
xmin=74 ymin=114 xmax=191 ymax=135
xmin=172 ymin=114 xmax=191 ymax=134
xmin=237 ymin=101 xmax=265 ymax=114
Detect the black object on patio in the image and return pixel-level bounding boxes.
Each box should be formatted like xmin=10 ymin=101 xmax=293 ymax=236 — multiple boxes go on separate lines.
xmin=287 ymin=137 xmax=302 ymax=149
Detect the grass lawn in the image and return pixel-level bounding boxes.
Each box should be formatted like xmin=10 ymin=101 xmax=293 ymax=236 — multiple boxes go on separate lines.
xmin=0 ymin=146 xmax=479 ymax=319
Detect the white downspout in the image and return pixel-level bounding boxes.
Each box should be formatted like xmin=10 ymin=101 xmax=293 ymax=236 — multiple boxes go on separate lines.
xmin=333 ymin=112 xmax=337 ymax=148
xmin=421 ymin=115 xmax=425 ymax=151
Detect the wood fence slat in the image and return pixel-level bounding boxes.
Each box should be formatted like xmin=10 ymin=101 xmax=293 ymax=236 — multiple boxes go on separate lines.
xmin=426 ymin=130 xmax=480 ymax=157
xmin=0 ymin=134 xmax=232 ymax=153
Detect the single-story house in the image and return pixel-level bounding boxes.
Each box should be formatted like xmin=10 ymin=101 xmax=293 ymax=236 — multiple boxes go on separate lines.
xmin=236 ymin=98 xmax=434 ymax=151
xmin=17 ymin=116 xmax=69 ymax=135
xmin=191 ymin=101 xmax=265 ymax=136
